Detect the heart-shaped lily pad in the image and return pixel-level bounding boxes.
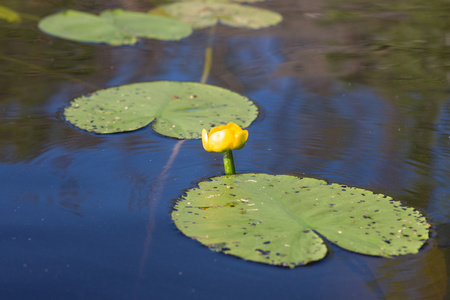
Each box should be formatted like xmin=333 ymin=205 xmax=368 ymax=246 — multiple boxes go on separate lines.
xmin=38 ymin=9 xmax=192 ymax=45
xmin=172 ymin=173 xmax=430 ymax=267
xmin=64 ymin=81 xmax=258 ymax=138
xmin=150 ymin=2 xmax=282 ymax=29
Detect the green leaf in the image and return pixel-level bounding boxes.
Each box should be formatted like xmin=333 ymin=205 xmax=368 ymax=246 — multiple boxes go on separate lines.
xmin=38 ymin=9 xmax=192 ymax=46
xmin=63 ymin=81 xmax=258 ymax=138
xmin=150 ymin=2 xmax=282 ymax=29
xmin=0 ymin=5 xmax=21 ymax=23
xmin=173 ymin=173 xmax=430 ymax=267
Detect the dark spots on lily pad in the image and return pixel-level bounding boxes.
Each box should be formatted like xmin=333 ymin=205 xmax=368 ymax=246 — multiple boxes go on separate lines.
xmin=255 ymin=249 xmax=270 ymax=256
xmin=172 ymin=173 xmax=430 ymax=267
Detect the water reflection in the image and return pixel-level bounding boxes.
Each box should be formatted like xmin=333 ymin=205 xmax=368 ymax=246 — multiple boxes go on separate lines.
xmin=367 ymin=241 xmax=447 ymax=299
xmin=0 ymin=0 xmax=449 ymax=298
xmin=0 ymin=130 xmax=173 ymax=216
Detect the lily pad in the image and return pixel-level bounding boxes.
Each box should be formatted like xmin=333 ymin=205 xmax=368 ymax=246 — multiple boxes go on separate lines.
xmin=172 ymin=173 xmax=430 ymax=267
xmin=64 ymin=81 xmax=258 ymax=138
xmin=38 ymin=9 xmax=192 ymax=46
xmin=150 ymin=2 xmax=282 ymax=29
xmin=0 ymin=5 xmax=21 ymax=23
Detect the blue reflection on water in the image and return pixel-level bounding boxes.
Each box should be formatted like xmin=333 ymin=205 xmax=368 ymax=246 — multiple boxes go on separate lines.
xmin=428 ymin=100 xmax=450 ymax=239
xmin=0 ymin=3 xmax=449 ymax=299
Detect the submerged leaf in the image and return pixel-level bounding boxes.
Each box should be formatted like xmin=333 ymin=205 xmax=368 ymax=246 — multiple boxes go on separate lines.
xmin=150 ymin=2 xmax=282 ymax=29
xmin=0 ymin=5 xmax=21 ymax=23
xmin=173 ymin=173 xmax=430 ymax=267
xmin=64 ymin=81 xmax=258 ymax=138
xmin=38 ymin=9 xmax=192 ymax=45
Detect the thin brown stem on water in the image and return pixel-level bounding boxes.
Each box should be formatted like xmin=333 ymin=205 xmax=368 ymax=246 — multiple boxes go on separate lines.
xmin=0 ymin=54 xmax=99 ymax=89
xmin=136 ymin=140 xmax=186 ymax=282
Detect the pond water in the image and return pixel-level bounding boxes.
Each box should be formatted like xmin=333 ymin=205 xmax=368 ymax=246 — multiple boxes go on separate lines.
xmin=1 ymin=0 xmax=449 ymax=299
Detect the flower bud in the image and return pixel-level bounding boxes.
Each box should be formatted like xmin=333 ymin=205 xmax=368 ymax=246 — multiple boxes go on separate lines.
xmin=202 ymin=122 xmax=248 ymax=153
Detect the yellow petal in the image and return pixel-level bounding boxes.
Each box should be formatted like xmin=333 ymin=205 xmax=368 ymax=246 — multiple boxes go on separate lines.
xmin=209 ymin=124 xmax=227 ymax=136
xmin=225 ymin=122 xmax=243 ymax=134
xmin=202 ymin=128 xmax=211 ymax=152
xmin=233 ymin=130 xmax=248 ymax=150
xmin=208 ymin=129 xmax=235 ymax=152
xmin=201 ymin=123 xmax=248 ymax=152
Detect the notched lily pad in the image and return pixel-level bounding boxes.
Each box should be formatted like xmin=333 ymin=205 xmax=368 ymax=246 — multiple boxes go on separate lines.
xmin=38 ymin=9 xmax=192 ymax=45
xmin=150 ymin=2 xmax=282 ymax=29
xmin=172 ymin=173 xmax=430 ymax=267
xmin=63 ymin=81 xmax=258 ymax=139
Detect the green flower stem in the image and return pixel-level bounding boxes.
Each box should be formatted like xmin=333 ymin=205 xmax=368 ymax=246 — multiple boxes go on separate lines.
xmin=200 ymin=24 xmax=216 ymax=83
xmin=222 ymin=150 xmax=236 ymax=175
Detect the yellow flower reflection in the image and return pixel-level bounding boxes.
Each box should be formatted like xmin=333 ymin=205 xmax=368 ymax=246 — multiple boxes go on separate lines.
xmin=202 ymin=122 xmax=248 ymax=153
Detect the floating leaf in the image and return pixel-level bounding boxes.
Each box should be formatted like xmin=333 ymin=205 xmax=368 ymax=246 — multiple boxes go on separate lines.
xmin=64 ymin=81 xmax=258 ymax=138
xmin=38 ymin=9 xmax=192 ymax=46
xmin=150 ymin=2 xmax=282 ymax=29
xmin=173 ymin=173 xmax=430 ymax=267
xmin=0 ymin=5 xmax=21 ymax=23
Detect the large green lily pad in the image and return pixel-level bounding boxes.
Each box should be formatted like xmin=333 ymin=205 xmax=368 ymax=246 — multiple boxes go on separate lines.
xmin=173 ymin=173 xmax=430 ymax=267
xmin=150 ymin=2 xmax=282 ymax=29
xmin=64 ymin=81 xmax=258 ymax=138
xmin=38 ymin=9 xmax=192 ymax=46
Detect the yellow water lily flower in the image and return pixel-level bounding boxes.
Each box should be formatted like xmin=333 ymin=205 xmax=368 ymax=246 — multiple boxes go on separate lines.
xmin=202 ymin=122 xmax=248 ymax=153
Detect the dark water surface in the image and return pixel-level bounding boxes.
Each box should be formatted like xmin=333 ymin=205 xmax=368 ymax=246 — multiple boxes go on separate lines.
xmin=1 ymin=0 xmax=449 ymax=299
